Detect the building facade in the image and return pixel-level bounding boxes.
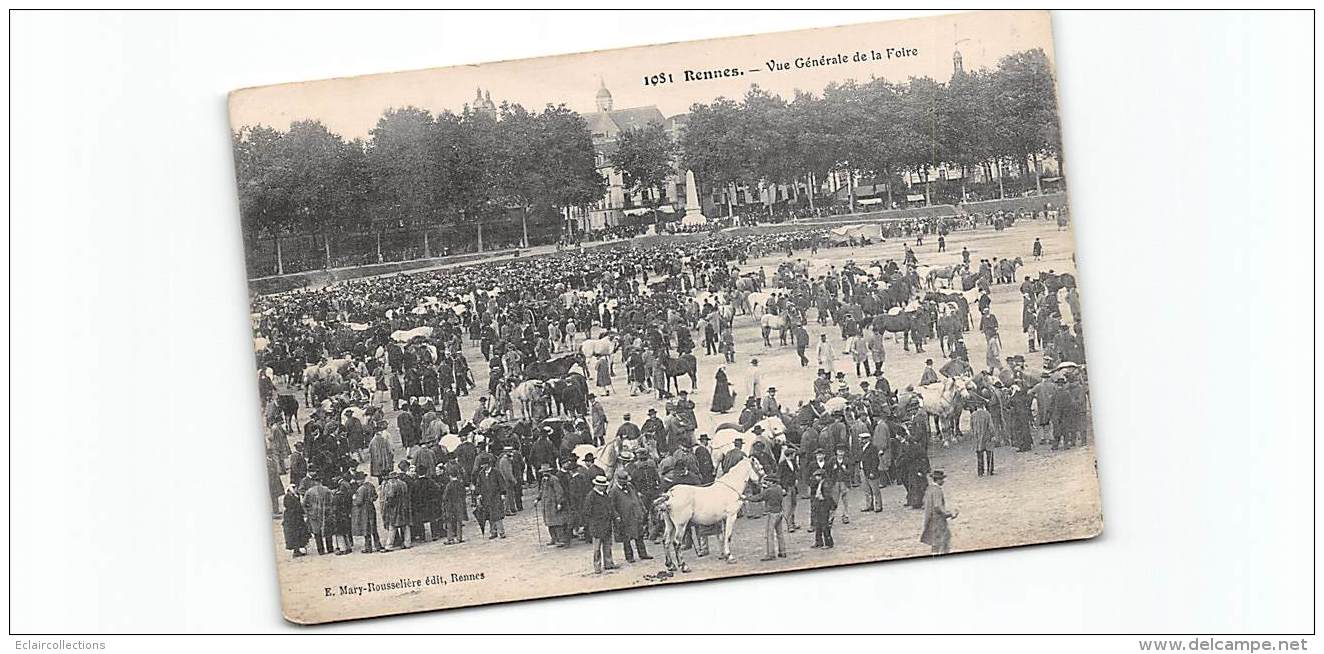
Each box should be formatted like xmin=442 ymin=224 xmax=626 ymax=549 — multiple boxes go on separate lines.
xmin=581 ymin=81 xmax=692 ymax=232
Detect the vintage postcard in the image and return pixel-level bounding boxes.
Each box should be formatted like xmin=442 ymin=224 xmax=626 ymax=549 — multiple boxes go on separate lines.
xmin=230 ymin=9 xmax=1101 ymax=624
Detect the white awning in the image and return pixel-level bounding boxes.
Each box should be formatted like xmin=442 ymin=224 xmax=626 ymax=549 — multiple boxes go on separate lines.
xmin=858 ymin=197 xmax=884 ymax=205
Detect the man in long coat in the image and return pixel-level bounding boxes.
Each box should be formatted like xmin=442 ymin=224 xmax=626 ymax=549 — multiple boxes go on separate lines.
xmin=920 ymin=470 xmax=955 ymax=554
xmin=476 ymin=456 xmax=508 ymax=539
xmin=303 ymin=475 xmax=334 ymax=555
xmin=608 ymin=469 xmax=651 ymax=562
xmin=281 ymin=487 xmax=310 ymax=558
xmin=381 ymin=466 xmax=412 ymax=550
xmin=692 ymin=435 xmax=715 ymax=485
xmin=1006 ymin=383 xmax=1034 ymax=452
xmin=971 ymin=399 xmax=995 ymax=476
xmin=897 ymin=433 xmax=931 ymax=509
xmin=351 ymin=471 xmax=381 ymax=553
xmin=367 ymin=430 xmax=393 ymax=484
xmin=588 ymin=394 xmax=607 ymax=446
xmin=583 ymin=476 xmax=618 ymax=573
xmin=536 ymin=464 xmax=570 ymax=546
xmin=397 ymin=409 xmax=420 ymax=450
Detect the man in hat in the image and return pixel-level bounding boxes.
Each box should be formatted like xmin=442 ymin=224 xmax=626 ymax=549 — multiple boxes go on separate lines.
xmin=674 ymin=390 xmax=697 ymax=434
xmin=793 ymin=322 xmax=810 ymax=367
xmin=588 ymin=393 xmax=608 ymax=447
xmin=583 ymin=475 xmax=619 ymax=573
xmin=627 ymin=448 xmax=662 ymax=540
xmin=816 ymin=334 xmax=837 ymax=375
xmin=350 ymin=470 xmax=382 ymax=554
xmin=738 ymin=397 xmax=761 ymax=431
xmin=777 ymin=443 xmax=801 ymax=531
xmin=608 ymin=467 xmax=651 ymax=562
xmin=919 ymin=359 xmax=940 ymax=386
xmin=760 ymin=387 xmax=781 ymax=419
xmin=302 ymin=472 xmax=334 ymax=555
xmin=971 ymin=395 xmax=995 ymax=476
xmin=920 ymin=470 xmax=957 ymax=554
xmin=583 ymin=452 xmax=605 ymax=483
xmin=641 ymin=408 xmax=665 ymax=449
xmin=1048 ymin=375 xmax=1084 ymax=449
xmin=566 ymin=454 xmax=592 ymax=543
xmin=381 ymin=464 xmax=412 ymax=550
xmin=497 ymin=446 xmax=520 ymax=515
xmin=530 ymin=426 xmax=557 ymax=481
xmin=834 ymin=371 xmax=850 ymax=396
xmin=475 ymin=453 xmax=508 ymax=539
xmin=746 ymin=357 xmax=764 ymax=400
xmin=742 ymin=475 xmax=787 ymax=561
xmin=809 ymin=469 xmax=836 ymax=548
xmin=290 ymin=441 xmax=308 ymax=487
xmin=440 ymin=462 xmax=466 ymax=544
xmin=693 ymin=434 xmax=716 ymax=485
xmin=829 ymin=444 xmax=852 ymax=524
xmin=535 ymin=463 xmax=569 ymax=547
xmin=859 ymin=433 xmax=884 ymax=512
xmin=1006 ymin=382 xmax=1034 ymax=452
xmin=719 ymin=437 xmax=746 ymax=476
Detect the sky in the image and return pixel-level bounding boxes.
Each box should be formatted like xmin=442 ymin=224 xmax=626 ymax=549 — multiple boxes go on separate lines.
xmin=228 ymin=10 xmax=1056 ymax=140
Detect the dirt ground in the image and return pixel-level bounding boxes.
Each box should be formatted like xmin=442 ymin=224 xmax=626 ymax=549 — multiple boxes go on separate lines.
xmin=269 ymin=217 xmax=1103 ymax=624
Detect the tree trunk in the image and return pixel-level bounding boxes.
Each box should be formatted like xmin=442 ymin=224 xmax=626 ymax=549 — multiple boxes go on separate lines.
xmin=1032 ymin=153 xmax=1042 ymax=195
xmin=423 ymin=231 xmax=431 ymax=259
xmin=477 ymin=222 xmax=484 ymax=253
xmin=520 ymin=206 xmax=530 ymax=248
xmin=274 ymin=235 xmax=284 ymax=275
xmin=996 ymin=160 xmax=1006 ymax=199
xmin=323 ymin=233 xmax=332 ymax=270
xmin=376 ymin=231 xmax=383 ymax=264
xmin=847 ymin=167 xmax=856 ymax=214
xmin=886 ymin=172 xmax=894 ymax=208
xmin=807 ymin=172 xmax=816 ymax=211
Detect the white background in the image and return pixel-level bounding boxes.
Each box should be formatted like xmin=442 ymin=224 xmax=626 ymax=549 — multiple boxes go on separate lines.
xmin=6 ymin=8 xmax=1316 ymax=637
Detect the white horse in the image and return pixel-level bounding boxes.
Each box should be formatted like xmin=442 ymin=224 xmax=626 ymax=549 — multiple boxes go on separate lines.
xmin=579 ymin=333 xmax=618 ymax=359
xmin=709 ymin=417 xmax=785 ymax=460
xmin=656 ymin=456 xmax=765 ymax=571
xmin=915 ymin=376 xmax=974 ymax=445
xmin=572 ymin=437 xmax=622 ymax=479
xmin=510 ymin=379 xmax=547 ymax=420
xmin=746 ymin=291 xmax=771 ymax=318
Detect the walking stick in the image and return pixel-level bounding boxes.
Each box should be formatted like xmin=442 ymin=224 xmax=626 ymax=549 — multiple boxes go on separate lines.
xmin=534 ymin=496 xmax=543 ymax=546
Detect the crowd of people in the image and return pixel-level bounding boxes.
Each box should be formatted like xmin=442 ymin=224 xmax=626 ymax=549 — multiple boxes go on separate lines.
xmin=256 ymin=211 xmax=1089 ymax=570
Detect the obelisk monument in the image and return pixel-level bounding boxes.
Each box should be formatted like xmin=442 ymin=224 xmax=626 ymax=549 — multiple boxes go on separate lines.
xmin=683 ymin=169 xmax=707 ymax=225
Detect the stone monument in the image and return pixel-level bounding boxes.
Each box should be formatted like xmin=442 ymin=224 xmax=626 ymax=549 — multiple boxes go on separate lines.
xmin=681 ymin=169 xmax=708 ymax=227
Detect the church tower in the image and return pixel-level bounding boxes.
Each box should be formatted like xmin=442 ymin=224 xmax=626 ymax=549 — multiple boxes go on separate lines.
xmin=595 ymin=78 xmax=613 ymax=112
xmin=953 ymin=48 xmax=964 ymax=76
xmin=471 ymin=86 xmax=497 ymax=118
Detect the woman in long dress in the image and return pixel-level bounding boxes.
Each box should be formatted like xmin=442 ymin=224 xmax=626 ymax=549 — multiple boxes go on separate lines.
xmin=711 ymin=366 xmax=735 ymax=413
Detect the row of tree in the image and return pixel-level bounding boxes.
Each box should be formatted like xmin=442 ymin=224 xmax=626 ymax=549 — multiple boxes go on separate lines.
xmin=677 ymin=48 xmax=1062 ymax=214
xmin=232 ymin=48 xmax=1062 ymax=262
xmin=233 ymin=103 xmax=604 ymax=253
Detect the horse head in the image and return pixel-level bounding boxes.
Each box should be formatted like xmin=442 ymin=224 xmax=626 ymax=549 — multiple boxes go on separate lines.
xmin=746 ymin=456 xmax=766 ymax=485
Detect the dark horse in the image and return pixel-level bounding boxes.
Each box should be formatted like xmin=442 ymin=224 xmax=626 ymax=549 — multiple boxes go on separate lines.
xmin=1039 ymin=271 xmax=1077 ymax=295
xmin=546 ymin=371 xmax=588 ymax=416
xmin=872 ymin=306 xmax=933 ymax=352
xmin=524 ymin=352 xmax=583 ymax=381
xmin=665 ymin=352 xmax=698 ymax=394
